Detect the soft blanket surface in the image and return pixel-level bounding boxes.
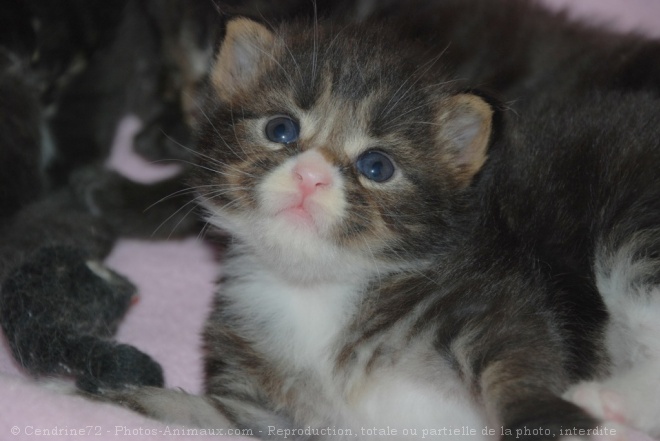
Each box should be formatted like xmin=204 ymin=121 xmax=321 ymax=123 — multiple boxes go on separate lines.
xmin=1 ymin=1 xmax=659 ymax=439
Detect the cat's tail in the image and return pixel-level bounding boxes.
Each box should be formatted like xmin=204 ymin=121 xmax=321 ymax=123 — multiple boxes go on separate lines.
xmin=84 ymin=386 xmax=235 ymax=430
xmin=83 ymin=384 xmax=315 ymax=440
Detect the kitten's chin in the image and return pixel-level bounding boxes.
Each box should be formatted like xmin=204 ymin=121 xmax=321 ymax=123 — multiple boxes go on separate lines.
xmin=267 ymin=207 xmax=327 ymax=240
xmin=266 ymin=192 xmax=340 ymax=235
xmin=276 ymin=206 xmax=317 ymax=229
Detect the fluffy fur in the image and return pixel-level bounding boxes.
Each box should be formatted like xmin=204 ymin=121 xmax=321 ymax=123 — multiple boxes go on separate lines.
xmin=0 ymin=0 xmax=217 ymax=390
xmin=104 ymin=2 xmax=660 ymax=439
xmin=185 ymin=19 xmax=603 ymax=437
xmin=481 ymin=90 xmax=660 ymax=437
xmin=5 ymin=0 xmax=660 ymax=439
xmin=102 ymin=8 xmax=660 ymax=440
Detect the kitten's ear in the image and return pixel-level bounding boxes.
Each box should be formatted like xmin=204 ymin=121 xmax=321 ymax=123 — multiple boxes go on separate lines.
xmin=437 ymin=94 xmax=493 ymax=186
xmin=211 ymin=18 xmax=276 ymax=100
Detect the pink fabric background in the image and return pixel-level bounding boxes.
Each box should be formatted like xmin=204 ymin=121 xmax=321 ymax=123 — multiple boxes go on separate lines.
xmin=1 ymin=2 xmax=659 ymax=439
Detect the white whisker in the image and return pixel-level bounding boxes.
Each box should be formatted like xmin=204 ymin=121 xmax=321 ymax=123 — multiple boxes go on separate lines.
xmin=312 ymin=0 xmax=319 ymax=85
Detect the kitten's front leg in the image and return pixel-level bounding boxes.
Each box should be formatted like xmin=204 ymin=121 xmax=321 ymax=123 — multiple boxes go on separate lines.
xmin=202 ymin=325 xmax=318 ymax=440
xmin=478 ymin=368 xmax=598 ymax=441
xmin=447 ymin=284 xmax=599 ymax=440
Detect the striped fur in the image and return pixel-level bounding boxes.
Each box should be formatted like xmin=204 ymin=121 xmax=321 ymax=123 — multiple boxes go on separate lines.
xmin=184 ymin=17 xmax=606 ymax=440
xmin=102 ymin=4 xmax=660 ymax=440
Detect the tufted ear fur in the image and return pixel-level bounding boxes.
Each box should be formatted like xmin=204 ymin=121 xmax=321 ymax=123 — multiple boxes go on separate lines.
xmin=211 ymin=18 xmax=276 ymax=101
xmin=436 ymin=94 xmax=493 ymax=186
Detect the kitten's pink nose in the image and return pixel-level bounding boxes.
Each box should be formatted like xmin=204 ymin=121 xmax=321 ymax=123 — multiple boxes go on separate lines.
xmin=293 ymin=152 xmax=333 ymax=198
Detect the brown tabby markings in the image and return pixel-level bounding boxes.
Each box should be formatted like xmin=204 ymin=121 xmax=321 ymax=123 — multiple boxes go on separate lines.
xmin=179 ymin=14 xmax=609 ymax=439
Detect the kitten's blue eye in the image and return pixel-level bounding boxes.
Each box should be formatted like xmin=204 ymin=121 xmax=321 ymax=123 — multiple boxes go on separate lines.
xmin=356 ymin=151 xmax=395 ymax=182
xmin=265 ymin=116 xmax=300 ymax=144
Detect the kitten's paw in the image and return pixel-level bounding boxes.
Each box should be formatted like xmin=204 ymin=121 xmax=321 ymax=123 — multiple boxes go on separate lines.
xmin=502 ymin=395 xmax=599 ymax=441
xmin=76 ymin=343 xmax=164 ymax=393
xmin=566 ymin=382 xmax=626 ymax=424
xmin=566 ymin=373 xmax=660 ymax=439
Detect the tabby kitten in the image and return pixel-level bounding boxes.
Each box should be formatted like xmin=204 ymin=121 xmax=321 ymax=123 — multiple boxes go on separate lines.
xmin=107 ymin=17 xmax=626 ymax=440
xmin=98 ymin=1 xmax=660 ymax=439
xmin=187 ymin=0 xmax=660 ymax=436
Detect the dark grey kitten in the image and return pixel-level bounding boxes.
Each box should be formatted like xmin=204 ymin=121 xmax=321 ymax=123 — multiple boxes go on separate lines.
xmin=481 ymin=90 xmax=660 ymax=438
xmin=0 ymin=0 xmax=218 ymax=391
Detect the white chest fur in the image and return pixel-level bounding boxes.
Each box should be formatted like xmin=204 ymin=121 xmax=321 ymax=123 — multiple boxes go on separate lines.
xmin=351 ymin=366 xmax=490 ymax=440
xmin=222 ymin=254 xmax=361 ymax=371
xmin=221 ymin=254 xmax=489 ymax=439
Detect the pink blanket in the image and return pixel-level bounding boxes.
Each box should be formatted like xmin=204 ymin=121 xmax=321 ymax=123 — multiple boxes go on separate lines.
xmin=1 ymin=1 xmax=659 ymax=439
